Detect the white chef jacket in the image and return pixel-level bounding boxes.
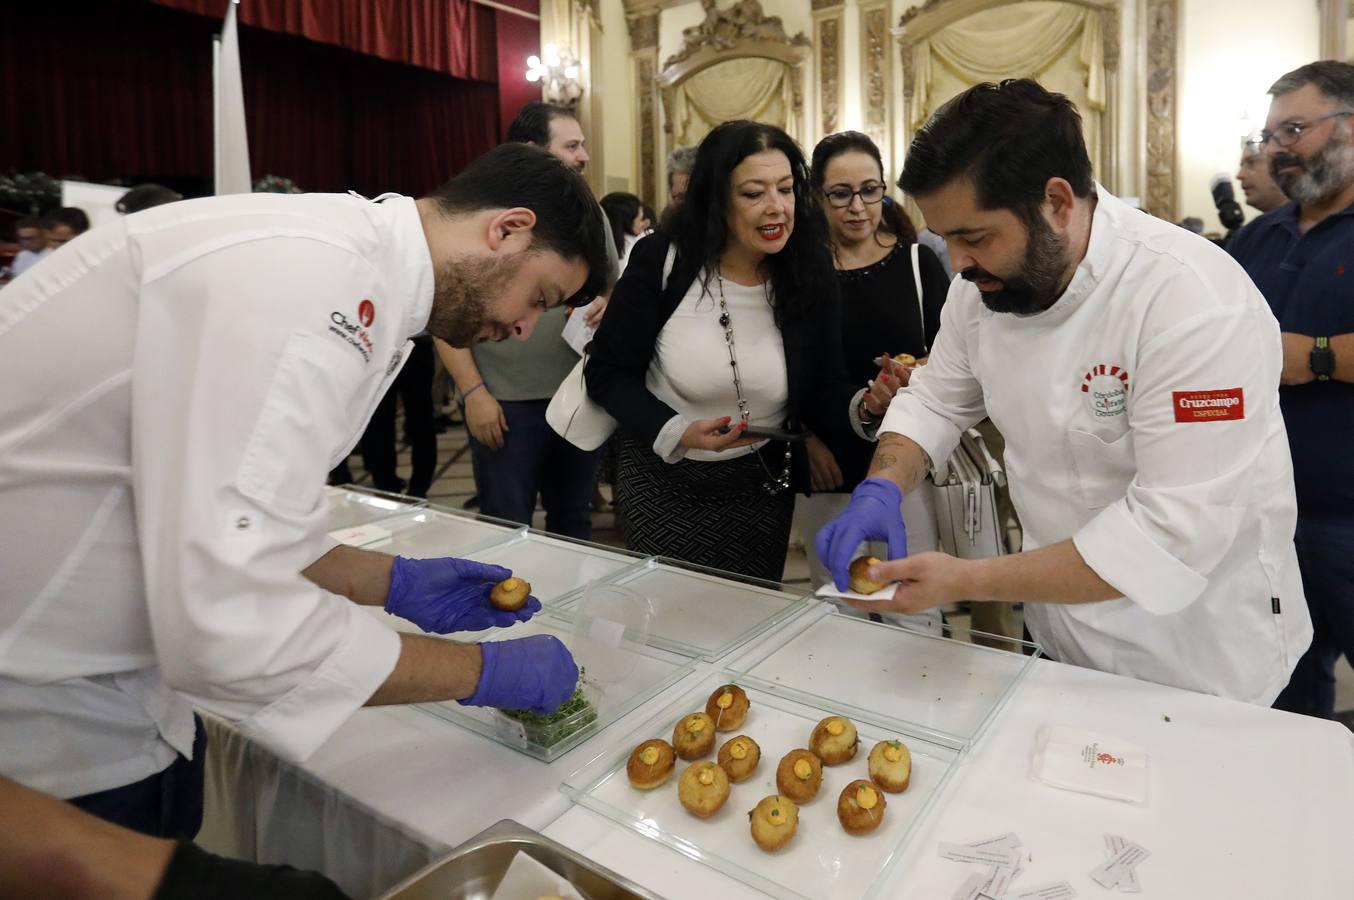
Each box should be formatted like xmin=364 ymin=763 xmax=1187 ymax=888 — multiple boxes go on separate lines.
xmin=0 ymin=192 xmax=427 ymax=797
xmin=882 ymin=186 xmax=1312 ymax=704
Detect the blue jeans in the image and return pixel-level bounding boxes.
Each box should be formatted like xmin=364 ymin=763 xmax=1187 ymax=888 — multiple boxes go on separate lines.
xmin=1273 ymin=516 xmax=1354 ymax=719
xmin=466 ymin=398 xmax=602 ymax=541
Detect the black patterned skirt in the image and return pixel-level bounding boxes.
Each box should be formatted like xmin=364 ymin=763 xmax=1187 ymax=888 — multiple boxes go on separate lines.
xmin=614 ymin=434 xmax=795 ymax=582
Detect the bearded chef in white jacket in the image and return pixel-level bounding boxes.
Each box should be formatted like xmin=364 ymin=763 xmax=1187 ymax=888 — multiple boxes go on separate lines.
xmin=0 ymin=143 xmax=612 ymax=837
xmin=818 ymin=80 xmax=1311 ymax=705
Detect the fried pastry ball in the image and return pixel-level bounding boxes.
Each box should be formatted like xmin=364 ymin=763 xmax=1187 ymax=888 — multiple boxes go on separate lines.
xmin=626 ymin=739 xmax=675 ymax=790
xmin=748 ymin=794 xmax=799 ymax=851
xmin=705 ymin=684 xmax=750 ymax=731
xmin=672 ymin=712 xmax=716 ymax=760
xmin=867 ymin=739 xmax=912 ymax=793
xmin=678 ymin=761 xmax=730 ymax=818
xmin=847 ymin=557 xmax=887 ymax=595
xmin=837 ymin=779 xmax=887 ymax=835
xmin=489 ymin=576 xmax=531 ymax=611
xmin=809 ymin=715 xmax=859 ymax=765
xmin=717 ymin=735 xmax=761 ymax=783
xmin=774 ymin=749 xmax=823 ymax=803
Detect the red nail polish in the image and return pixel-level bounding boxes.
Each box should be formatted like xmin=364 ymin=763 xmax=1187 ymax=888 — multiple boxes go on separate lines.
xmin=722 ymin=416 xmax=732 ymax=424
xmin=881 ymin=374 xmax=891 ymax=382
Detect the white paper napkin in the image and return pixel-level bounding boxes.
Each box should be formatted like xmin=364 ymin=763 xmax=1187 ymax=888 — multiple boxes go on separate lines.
xmin=1032 ymin=726 xmax=1147 ymax=804
xmin=488 ymin=850 xmax=586 ymax=900
xmin=815 ymin=580 xmax=898 ymax=602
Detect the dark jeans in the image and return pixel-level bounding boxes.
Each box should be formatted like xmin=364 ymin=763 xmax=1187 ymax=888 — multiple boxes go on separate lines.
xmin=466 ymin=398 xmax=602 ymax=540
xmin=69 ymin=714 xmax=207 ymax=840
xmin=361 ymin=336 xmax=437 ymax=497
xmin=1273 ymin=515 xmax=1354 ymax=719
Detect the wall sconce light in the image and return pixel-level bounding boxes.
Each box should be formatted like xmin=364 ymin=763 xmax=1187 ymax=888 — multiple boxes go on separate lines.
xmin=526 ymin=43 xmax=583 ymax=108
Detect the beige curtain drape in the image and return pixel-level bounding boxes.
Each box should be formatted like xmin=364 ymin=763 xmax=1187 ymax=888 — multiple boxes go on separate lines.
xmin=672 ymin=57 xmax=789 ymax=147
xmin=909 ymin=2 xmax=1106 ymax=165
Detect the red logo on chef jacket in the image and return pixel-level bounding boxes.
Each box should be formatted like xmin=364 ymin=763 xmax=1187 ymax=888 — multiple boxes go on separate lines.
xmin=358 ymin=299 xmax=375 ymax=327
xmin=1174 ymin=388 xmax=1244 ymax=422
xmin=1081 ymin=364 xmax=1130 ymax=418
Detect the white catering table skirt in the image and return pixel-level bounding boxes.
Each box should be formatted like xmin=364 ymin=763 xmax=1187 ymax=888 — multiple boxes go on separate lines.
xmin=200 ymin=603 xmax=1354 ymax=900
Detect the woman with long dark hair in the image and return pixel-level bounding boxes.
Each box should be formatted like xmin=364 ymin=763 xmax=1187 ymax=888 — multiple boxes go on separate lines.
xmin=799 ymin=130 xmax=950 ymax=598
xmin=599 ymin=192 xmax=652 ymax=273
xmin=585 ymin=121 xmax=885 ymax=579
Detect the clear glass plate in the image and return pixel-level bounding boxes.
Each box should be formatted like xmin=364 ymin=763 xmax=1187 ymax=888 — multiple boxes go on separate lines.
xmin=731 ymin=609 xmax=1042 ymax=750
xmin=416 ymin=613 xmax=697 ymax=763
xmin=321 ymin=485 xmax=424 ymax=534
xmin=346 ymin=508 xmax=522 ymax=556
xmin=462 ymin=532 xmax=645 ymax=608
xmin=557 ymin=558 xmax=810 ymax=661
xmin=560 ymin=673 xmax=961 ymax=900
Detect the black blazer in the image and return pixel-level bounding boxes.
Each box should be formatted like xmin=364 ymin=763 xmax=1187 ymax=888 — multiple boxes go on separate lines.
xmin=585 ymin=232 xmax=862 ymax=493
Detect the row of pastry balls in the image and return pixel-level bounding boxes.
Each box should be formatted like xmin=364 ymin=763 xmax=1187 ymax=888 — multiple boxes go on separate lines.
xmin=624 ymin=686 xmax=914 ymax=850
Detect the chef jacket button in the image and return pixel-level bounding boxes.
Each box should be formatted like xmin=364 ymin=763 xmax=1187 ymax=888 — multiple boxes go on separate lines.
xmin=236 ymin=516 xmax=251 ymax=530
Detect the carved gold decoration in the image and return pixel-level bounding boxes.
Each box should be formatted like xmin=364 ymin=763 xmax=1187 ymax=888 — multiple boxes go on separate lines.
xmin=638 ymin=54 xmax=658 ymax=202
xmin=1145 ymin=0 xmax=1178 ymax=220
xmin=627 ymin=11 xmax=659 ymax=51
xmin=1101 ymin=6 xmax=1120 ymax=71
xmin=818 ymin=16 xmax=842 ymax=135
xmin=665 ymin=0 xmax=810 ymax=69
xmin=811 ymin=0 xmax=844 ymax=10
xmin=898 ymin=0 xmax=946 ymax=28
xmin=861 ymin=4 xmax=890 ymax=151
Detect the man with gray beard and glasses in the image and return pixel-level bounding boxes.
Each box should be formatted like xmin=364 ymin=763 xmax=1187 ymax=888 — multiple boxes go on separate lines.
xmin=1229 ymin=60 xmax=1354 ymax=720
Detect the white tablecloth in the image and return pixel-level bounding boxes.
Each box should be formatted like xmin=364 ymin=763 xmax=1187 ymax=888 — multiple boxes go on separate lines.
xmin=201 ymin=602 xmax=1354 ymax=899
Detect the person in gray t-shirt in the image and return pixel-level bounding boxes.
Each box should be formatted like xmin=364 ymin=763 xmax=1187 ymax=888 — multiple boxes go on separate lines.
xmin=437 ymin=103 xmax=609 ymax=538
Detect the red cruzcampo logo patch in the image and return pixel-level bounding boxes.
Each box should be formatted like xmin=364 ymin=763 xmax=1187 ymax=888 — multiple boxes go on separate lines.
xmin=358 ymin=299 xmax=375 ymax=327
xmin=1173 ymin=388 xmax=1244 ymax=422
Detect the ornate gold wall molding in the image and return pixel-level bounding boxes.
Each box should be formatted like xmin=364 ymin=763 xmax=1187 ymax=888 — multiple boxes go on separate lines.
xmin=626 ymin=11 xmax=659 ymax=50
xmin=860 ymin=1 xmax=891 ymax=161
xmin=814 ymin=3 xmax=845 ymax=137
xmin=664 ymin=0 xmax=811 ymax=70
xmin=637 ymin=53 xmax=660 ymax=202
xmin=1144 ymin=0 xmax=1179 ymax=220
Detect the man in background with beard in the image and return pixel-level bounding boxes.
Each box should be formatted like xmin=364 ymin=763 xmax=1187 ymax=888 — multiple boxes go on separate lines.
xmin=1228 ymin=61 xmax=1354 ymax=720
xmin=817 ymin=79 xmax=1311 ymax=704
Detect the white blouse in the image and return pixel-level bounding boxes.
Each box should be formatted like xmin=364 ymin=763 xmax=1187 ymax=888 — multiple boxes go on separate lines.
xmin=646 ymin=270 xmax=788 ymax=461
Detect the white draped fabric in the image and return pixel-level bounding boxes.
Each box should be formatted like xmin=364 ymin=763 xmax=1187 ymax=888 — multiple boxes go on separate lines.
xmin=671 ymin=56 xmax=791 ymax=148
xmin=910 ymin=2 xmax=1106 ymax=168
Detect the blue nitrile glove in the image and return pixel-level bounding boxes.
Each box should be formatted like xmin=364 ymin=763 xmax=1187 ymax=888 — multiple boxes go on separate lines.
xmin=384 ymin=556 xmax=542 ymax=634
xmin=814 ymin=477 xmax=909 ymax=591
xmin=459 ymin=635 xmax=580 ymax=714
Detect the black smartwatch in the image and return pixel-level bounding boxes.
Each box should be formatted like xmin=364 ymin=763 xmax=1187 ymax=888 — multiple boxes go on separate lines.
xmin=1310 ymin=336 xmax=1334 ymax=381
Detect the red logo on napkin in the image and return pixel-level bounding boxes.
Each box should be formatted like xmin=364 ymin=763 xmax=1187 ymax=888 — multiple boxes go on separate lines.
xmin=1173 ymin=388 xmax=1244 ymax=423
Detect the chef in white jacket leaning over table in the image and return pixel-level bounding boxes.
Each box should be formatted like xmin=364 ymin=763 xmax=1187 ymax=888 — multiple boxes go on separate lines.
xmin=0 ymin=143 xmax=610 ymax=840
xmin=817 ymin=79 xmax=1312 ymax=704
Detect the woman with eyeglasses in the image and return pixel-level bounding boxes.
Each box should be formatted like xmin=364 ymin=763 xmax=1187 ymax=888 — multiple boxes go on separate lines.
xmin=800 ymin=131 xmax=950 ymax=601
xmin=586 ymin=121 xmax=887 ymax=580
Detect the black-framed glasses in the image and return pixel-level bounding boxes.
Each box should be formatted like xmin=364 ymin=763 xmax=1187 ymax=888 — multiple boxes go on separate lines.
xmin=1256 ymin=111 xmax=1354 ymax=148
xmin=823 ymin=184 xmax=886 ymax=208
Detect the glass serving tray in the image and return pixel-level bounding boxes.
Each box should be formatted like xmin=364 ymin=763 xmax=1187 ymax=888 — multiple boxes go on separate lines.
xmin=321 ymin=485 xmax=424 ymax=534
xmin=731 ymin=609 xmax=1041 ymax=751
xmin=416 ymin=613 xmax=697 ymax=763
xmin=560 ymin=674 xmax=961 ymax=900
xmin=557 ymin=558 xmax=809 ymax=662
xmin=461 ymin=531 xmax=644 ymax=608
xmin=342 ymin=508 xmax=521 ymax=557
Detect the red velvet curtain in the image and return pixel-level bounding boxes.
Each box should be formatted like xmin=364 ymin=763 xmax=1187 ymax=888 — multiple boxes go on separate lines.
xmin=0 ymin=1 xmax=500 ymax=197
xmin=149 ymin=0 xmax=497 ymax=82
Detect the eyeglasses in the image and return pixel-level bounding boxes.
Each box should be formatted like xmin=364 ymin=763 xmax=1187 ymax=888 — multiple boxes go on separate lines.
xmin=1255 ymin=111 xmax=1354 ymax=149
xmin=823 ymin=184 xmax=886 ymax=208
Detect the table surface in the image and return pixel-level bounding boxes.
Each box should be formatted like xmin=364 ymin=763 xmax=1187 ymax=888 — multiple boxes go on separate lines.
xmin=208 ymin=598 xmax=1354 ymax=900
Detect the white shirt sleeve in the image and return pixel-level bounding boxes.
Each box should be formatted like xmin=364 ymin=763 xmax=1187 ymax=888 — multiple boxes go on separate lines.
xmin=1073 ymin=304 xmax=1283 ymax=614
xmin=877 ymin=287 xmax=987 ymax=465
xmin=131 ymin=240 xmax=401 ymax=762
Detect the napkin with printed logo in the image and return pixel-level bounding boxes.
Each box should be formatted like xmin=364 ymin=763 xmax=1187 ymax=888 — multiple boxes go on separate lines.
xmin=1032 ymin=726 xmax=1147 ymax=803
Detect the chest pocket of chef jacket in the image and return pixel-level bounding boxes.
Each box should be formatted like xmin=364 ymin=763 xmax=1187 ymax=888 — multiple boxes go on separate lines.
xmin=237 ymin=330 xmax=377 ymax=517
xmin=1067 ymin=428 xmax=1136 ymax=510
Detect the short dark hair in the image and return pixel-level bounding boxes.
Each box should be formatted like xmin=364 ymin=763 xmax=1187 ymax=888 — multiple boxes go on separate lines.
xmin=43 ymin=207 xmax=91 ymax=234
xmin=506 ymin=101 xmax=576 ymax=146
xmin=812 ymin=130 xmax=917 ymax=244
xmin=1269 ymin=60 xmax=1354 ymax=107
xmin=599 ymin=191 xmax=643 ymax=256
xmin=899 ymin=79 xmax=1093 ymax=225
xmin=16 ymin=216 xmax=42 ymax=231
xmin=425 ymin=142 xmax=608 ymax=307
xmin=669 ymin=120 xmax=837 ymax=327
xmin=117 ymin=183 xmax=182 ymax=214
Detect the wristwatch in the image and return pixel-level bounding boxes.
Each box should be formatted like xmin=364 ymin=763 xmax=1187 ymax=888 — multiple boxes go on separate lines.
xmin=1310 ymin=336 xmax=1334 ymax=381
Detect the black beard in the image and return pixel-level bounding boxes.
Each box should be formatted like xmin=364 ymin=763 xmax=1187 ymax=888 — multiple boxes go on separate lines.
xmin=425 ymin=253 xmax=522 ymax=347
xmin=961 ymin=215 xmax=1069 ymax=316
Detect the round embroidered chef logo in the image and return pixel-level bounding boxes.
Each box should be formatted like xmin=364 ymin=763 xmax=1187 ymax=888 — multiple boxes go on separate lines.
xmin=1081 ymin=364 xmax=1129 ymax=418
xmin=358 ymin=299 xmax=375 ymax=328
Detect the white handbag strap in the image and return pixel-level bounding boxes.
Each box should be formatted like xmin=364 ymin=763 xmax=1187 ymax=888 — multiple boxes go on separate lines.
xmin=662 ymin=243 xmax=677 ymax=290
xmin=911 ymin=242 xmax=927 ymax=354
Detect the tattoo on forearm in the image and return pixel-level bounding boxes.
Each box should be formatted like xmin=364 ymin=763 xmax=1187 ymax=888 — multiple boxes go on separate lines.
xmin=867 ymin=434 xmax=929 ymax=490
